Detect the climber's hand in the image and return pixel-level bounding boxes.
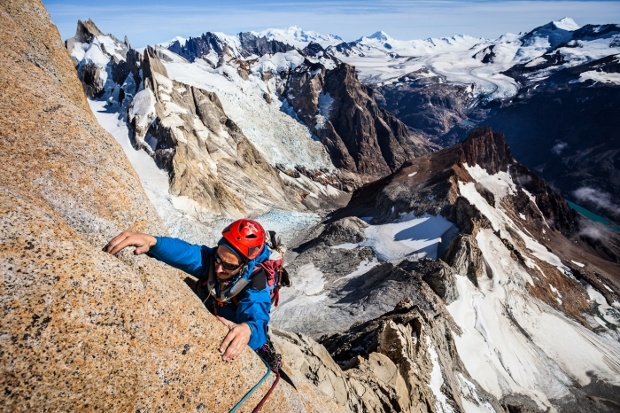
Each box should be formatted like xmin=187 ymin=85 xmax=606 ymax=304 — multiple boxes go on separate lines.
xmin=217 ymin=316 xmax=251 ymax=361
xmin=103 ymin=231 xmax=157 ymax=255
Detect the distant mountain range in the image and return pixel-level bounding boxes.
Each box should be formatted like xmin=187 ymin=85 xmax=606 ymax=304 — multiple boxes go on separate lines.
xmin=321 ymin=18 xmax=620 ymax=227
xmin=148 ymin=17 xmax=620 ymax=227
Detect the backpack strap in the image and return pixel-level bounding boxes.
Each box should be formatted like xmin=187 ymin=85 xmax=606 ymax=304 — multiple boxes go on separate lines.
xmin=200 ymin=257 xmax=267 ymax=304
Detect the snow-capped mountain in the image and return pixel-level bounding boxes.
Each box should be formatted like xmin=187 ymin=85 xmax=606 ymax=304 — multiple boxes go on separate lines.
xmin=318 ymin=17 xmax=620 ymax=226
xmin=57 ymin=15 xmax=620 ymax=413
xmin=323 ymin=17 xmax=619 ymax=93
xmin=151 ymin=16 xmax=620 ymax=217
xmin=68 ymin=19 xmax=432 ymax=224
xmin=255 ymin=25 xmax=344 ymax=49
xmin=163 ymin=26 xmax=344 ymax=58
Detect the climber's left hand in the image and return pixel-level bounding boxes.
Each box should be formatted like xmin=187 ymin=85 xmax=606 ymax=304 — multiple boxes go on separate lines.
xmin=217 ymin=316 xmax=251 ymax=361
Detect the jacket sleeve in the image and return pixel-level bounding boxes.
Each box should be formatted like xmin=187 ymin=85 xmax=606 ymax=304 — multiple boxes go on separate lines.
xmin=148 ymin=236 xmax=212 ymax=279
xmin=236 ymin=287 xmax=272 ymax=350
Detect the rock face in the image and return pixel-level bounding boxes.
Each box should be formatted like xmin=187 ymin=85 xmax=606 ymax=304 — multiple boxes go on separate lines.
xmin=0 ymin=2 xmax=343 ymax=411
xmin=131 ymin=47 xmax=304 ymax=217
xmin=167 ymin=31 xmax=295 ymax=62
xmin=284 ymin=60 xmax=431 ymax=178
xmin=238 ymin=31 xmax=296 ymax=57
xmin=167 ymin=32 xmax=228 ymax=62
xmin=375 ymin=74 xmax=475 ymax=140
xmin=66 ymin=19 xmax=135 ymax=99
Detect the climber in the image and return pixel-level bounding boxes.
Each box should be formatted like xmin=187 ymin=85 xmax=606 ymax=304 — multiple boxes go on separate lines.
xmin=103 ymin=218 xmax=274 ymax=363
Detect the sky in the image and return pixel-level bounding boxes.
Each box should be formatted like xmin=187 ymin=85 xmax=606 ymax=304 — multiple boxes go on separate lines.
xmin=43 ymin=0 xmax=620 ymax=49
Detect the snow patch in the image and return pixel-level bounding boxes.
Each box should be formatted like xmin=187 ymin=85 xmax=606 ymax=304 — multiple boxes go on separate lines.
xmin=553 ymin=17 xmax=581 ymax=31
xmin=128 ymin=88 xmax=157 ymax=130
xmin=578 ymin=71 xmax=620 ymax=85
xmin=293 ymin=263 xmax=325 ymax=296
xmin=549 ymin=284 xmax=563 ymax=305
xmin=426 ymin=336 xmax=454 ymax=413
xmin=464 ymin=163 xmax=516 ymax=206
xmin=334 ymin=259 xmax=381 ymax=282
xmin=332 ymin=243 xmax=361 ymax=250
xmin=587 ymin=285 xmax=620 ymax=328
xmin=362 ymin=214 xmax=457 ymax=262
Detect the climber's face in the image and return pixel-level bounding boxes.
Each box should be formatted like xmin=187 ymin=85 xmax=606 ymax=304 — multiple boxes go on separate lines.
xmin=214 ymin=246 xmax=244 ymax=280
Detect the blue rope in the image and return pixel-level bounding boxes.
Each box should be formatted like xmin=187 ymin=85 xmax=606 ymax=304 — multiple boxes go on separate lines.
xmin=229 ymin=354 xmax=271 ymax=413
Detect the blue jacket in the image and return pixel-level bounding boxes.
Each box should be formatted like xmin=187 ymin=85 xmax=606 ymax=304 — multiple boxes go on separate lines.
xmin=148 ymin=236 xmax=272 ymax=350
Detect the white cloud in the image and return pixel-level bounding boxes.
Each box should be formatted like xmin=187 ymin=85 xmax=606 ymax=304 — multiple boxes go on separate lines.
xmin=573 ymin=186 xmax=620 ymax=216
xmin=551 ymin=141 xmax=568 ymax=155
xmin=578 ymin=220 xmax=606 ymax=239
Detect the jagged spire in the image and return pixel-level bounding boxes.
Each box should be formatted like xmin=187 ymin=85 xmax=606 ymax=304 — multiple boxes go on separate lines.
xmin=459 ymin=127 xmax=513 ymax=174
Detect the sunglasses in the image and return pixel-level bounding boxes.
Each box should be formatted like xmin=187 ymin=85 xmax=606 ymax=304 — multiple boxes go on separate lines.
xmin=214 ymin=252 xmax=244 ymax=271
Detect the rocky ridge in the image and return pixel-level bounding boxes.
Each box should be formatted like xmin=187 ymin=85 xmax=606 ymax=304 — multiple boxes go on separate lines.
xmin=283 ymin=58 xmax=430 ymax=177
xmin=271 ymin=128 xmax=620 ymax=412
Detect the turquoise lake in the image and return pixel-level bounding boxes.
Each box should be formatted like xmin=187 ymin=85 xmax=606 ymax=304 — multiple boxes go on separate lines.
xmin=566 ymin=201 xmax=619 ymax=232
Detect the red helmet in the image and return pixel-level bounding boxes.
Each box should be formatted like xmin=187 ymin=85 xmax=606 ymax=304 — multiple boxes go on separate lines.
xmin=221 ymin=219 xmax=266 ymax=260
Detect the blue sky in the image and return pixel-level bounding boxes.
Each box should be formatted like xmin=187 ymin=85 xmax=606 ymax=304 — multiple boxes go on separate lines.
xmin=43 ymin=0 xmax=620 ymax=48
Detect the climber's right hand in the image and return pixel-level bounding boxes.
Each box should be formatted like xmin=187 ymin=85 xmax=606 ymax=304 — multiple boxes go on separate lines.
xmin=103 ymin=231 xmax=157 ymax=255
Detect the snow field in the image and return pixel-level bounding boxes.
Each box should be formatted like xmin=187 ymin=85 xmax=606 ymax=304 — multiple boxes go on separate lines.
xmin=161 ymin=54 xmax=334 ymax=171
xmin=334 ymin=18 xmax=620 ymax=102
xmin=361 ymin=214 xmax=457 ymax=261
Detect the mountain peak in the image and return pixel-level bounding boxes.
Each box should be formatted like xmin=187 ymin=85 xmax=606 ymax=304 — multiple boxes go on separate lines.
xmin=257 ymin=26 xmax=343 ymax=48
xmin=158 ymin=35 xmax=187 ymax=48
xmin=520 ymin=17 xmax=581 ymax=49
xmin=368 ymin=31 xmax=391 ymax=41
xmin=533 ymin=17 xmax=581 ymax=33
xmin=286 ymin=25 xmax=303 ymax=33
xmin=459 ymin=127 xmax=512 ymax=174
xmin=552 ymin=17 xmax=581 ymax=31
